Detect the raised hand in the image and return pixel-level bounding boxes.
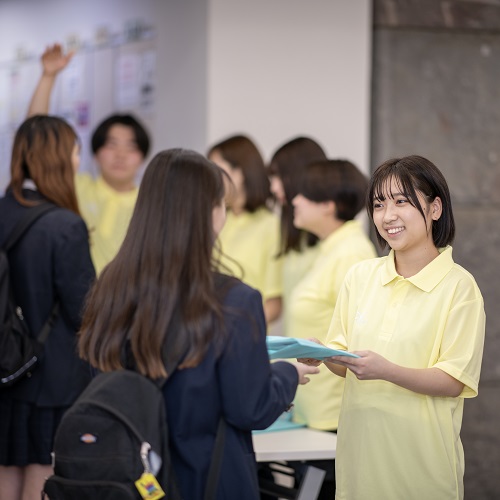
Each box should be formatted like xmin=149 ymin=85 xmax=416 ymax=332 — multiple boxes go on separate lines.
xmin=41 ymin=43 xmax=74 ymax=76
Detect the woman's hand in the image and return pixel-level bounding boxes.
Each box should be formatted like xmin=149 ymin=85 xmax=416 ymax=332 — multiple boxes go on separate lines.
xmin=297 ymin=337 xmax=324 ymax=367
xmin=288 ymin=361 xmax=320 ymax=385
xmin=327 ymin=350 xmax=392 ymax=380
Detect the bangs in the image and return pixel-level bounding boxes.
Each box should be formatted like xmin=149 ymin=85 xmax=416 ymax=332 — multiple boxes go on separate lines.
xmin=371 ymin=165 xmax=422 ymax=210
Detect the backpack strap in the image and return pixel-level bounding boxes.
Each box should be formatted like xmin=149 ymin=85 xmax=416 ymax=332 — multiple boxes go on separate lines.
xmin=38 ymin=302 xmax=60 ymax=344
xmin=158 ymin=353 xmax=226 ymax=500
xmin=2 ymin=203 xmax=57 ymax=252
xmin=204 ymin=417 xmax=226 ymax=500
xmin=3 ymin=203 xmax=60 ymax=344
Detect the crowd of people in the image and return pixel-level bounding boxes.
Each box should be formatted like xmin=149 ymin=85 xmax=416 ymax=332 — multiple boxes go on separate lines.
xmin=0 ymin=44 xmax=485 ymax=500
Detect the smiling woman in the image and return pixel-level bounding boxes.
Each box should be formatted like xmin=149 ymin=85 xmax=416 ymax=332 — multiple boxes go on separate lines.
xmin=368 ymin=155 xmax=454 ymax=278
xmin=310 ymin=155 xmax=486 ymax=500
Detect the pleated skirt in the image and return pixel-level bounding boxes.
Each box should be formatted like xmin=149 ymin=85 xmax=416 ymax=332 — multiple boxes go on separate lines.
xmin=0 ymin=395 xmax=68 ymax=466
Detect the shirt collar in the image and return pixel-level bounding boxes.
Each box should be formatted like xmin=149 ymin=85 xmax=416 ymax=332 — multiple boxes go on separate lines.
xmin=96 ymin=175 xmax=138 ymax=199
xmin=22 ymin=179 xmax=37 ymax=190
xmin=381 ymin=246 xmax=454 ymax=292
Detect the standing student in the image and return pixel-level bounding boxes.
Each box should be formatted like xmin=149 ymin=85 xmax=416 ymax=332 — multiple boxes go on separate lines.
xmin=302 ymin=155 xmax=485 ymax=500
xmin=77 ymin=149 xmax=319 ymax=500
xmin=0 ymin=116 xmax=95 ymax=500
xmin=268 ymin=136 xmax=327 ymax=332
xmin=28 ymin=43 xmax=151 ymax=274
xmin=289 ymin=159 xmax=377 ymax=499
xmin=208 ymin=135 xmax=282 ymax=324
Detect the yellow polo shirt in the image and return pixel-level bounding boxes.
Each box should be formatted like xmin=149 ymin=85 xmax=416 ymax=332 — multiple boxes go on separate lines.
xmin=289 ymin=220 xmax=377 ymax=430
xmin=217 ymin=208 xmax=282 ymax=301
xmin=282 ymin=244 xmax=319 ymax=335
xmin=327 ymin=246 xmax=485 ymax=500
xmin=75 ymin=174 xmax=138 ymax=274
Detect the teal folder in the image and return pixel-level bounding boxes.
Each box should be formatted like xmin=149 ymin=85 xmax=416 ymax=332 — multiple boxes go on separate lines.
xmin=266 ymin=336 xmax=359 ymax=360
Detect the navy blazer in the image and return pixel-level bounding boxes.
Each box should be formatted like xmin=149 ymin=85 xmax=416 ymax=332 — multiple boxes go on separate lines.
xmin=0 ymin=190 xmax=95 ymax=406
xmin=163 ymin=278 xmax=298 ymax=500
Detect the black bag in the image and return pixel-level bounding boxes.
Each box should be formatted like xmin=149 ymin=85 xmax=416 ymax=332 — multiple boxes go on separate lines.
xmin=0 ymin=204 xmax=59 ymax=388
xmin=43 ymin=369 xmax=226 ymax=500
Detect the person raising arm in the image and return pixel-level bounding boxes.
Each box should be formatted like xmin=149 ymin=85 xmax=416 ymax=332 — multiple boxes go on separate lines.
xmin=28 ymin=43 xmax=151 ymax=274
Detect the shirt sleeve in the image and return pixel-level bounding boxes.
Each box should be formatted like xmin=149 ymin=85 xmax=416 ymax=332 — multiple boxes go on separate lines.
xmin=217 ymin=285 xmax=298 ymax=430
xmin=433 ymin=294 xmax=486 ymax=398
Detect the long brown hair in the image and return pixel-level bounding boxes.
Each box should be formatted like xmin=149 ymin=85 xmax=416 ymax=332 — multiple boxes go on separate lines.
xmin=9 ymin=115 xmax=80 ymax=214
xmin=78 ymin=149 xmax=227 ymax=378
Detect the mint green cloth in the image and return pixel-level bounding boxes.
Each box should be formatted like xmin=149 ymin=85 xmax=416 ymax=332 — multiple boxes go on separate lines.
xmin=252 ymin=415 xmax=306 ymax=434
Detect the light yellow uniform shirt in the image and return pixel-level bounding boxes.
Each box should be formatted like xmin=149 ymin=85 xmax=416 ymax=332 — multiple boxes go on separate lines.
xmin=282 ymin=244 xmax=319 ymax=335
xmin=288 ymin=220 xmax=376 ymax=430
xmin=327 ymin=246 xmax=485 ymax=500
xmin=75 ymin=174 xmax=138 ymax=274
xmin=217 ymin=208 xmax=282 ymax=301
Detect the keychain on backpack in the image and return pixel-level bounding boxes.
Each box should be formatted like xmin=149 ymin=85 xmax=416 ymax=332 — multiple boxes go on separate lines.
xmin=135 ymin=474 xmax=165 ymax=500
xmin=135 ymin=442 xmax=165 ymax=500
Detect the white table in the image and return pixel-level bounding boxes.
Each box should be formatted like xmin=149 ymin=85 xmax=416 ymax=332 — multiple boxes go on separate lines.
xmin=253 ymin=427 xmax=337 ymax=462
xmin=252 ymin=428 xmax=337 ymax=500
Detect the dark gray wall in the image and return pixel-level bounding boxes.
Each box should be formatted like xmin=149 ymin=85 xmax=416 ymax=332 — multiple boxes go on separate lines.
xmin=372 ymin=1 xmax=500 ymax=497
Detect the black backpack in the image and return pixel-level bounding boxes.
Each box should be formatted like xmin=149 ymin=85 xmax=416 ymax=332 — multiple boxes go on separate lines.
xmin=43 ymin=369 xmax=226 ymax=500
xmin=0 ymin=203 xmax=59 ymax=388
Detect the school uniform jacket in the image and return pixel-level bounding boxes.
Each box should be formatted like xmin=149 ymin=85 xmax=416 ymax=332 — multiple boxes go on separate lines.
xmin=0 ymin=189 xmax=95 ymax=406
xmin=163 ymin=277 xmax=298 ymax=500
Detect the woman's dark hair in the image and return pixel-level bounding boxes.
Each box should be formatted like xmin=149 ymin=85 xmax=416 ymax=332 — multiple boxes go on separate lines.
xmin=9 ymin=115 xmax=80 ymax=214
xmin=78 ymin=149 xmax=227 ymax=378
xmin=269 ymin=137 xmax=327 ymax=254
xmin=91 ymin=114 xmax=150 ymax=158
xmin=367 ymin=155 xmax=455 ymax=249
xmin=207 ymin=135 xmax=270 ymax=212
xmin=299 ymin=159 xmax=368 ymax=221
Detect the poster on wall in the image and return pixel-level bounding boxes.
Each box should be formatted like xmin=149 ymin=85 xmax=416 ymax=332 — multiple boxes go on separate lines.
xmin=116 ymin=52 xmax=141 ymax=109
xmin=139 ymin=50 xmax=156 ymax=114
xmin=59 ymin=54 xmax=91 ymax=130
xmin=115 ymin=49 xmax=156 ymax=114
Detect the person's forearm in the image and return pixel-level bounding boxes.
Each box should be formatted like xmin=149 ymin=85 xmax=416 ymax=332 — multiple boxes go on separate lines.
xmin=27 ymin=73 xmax=56 ymax=117
xmin=384 ymin=365 xmax=464 ymax=397
xmin=324 ymin=360 xmax=347 ymax=378
xmin=264 ymin=297 xmax=282 ymax=324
